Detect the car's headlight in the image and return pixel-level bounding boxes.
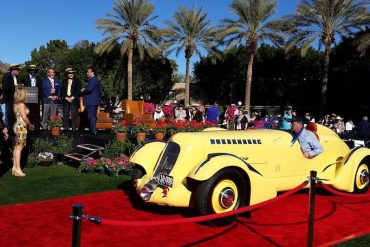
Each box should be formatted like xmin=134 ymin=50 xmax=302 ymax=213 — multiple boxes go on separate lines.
xmin=140 ymin=184 xmax=154 ymax=201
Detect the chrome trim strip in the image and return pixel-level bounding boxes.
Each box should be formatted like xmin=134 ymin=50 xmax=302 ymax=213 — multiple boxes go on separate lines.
xmin=344 ymin=146 xmax=365 ymax=165
xmin=194 ymin=152 xmax=262 ymax=176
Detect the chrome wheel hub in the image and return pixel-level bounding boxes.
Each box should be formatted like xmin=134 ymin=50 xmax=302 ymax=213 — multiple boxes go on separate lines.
xmin=219 ymin=187 xmax=235 ymax=209
xmin=360 ymin=170 xmax=369 ymax=185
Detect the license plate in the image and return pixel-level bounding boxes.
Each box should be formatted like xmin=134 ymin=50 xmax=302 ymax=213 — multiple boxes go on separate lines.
xmin=159 ymin=174 xmax=173 ymax=188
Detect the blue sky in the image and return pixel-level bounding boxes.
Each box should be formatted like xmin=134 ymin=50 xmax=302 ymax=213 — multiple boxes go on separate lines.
xmin=0 ymin=0 xmax=300 ymax=74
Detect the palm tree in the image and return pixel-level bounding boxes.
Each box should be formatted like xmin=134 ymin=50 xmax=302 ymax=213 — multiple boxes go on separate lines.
xmin=95 ymin=0 xmax=161 ymax=100
xmin=162 ymin=5 xmax=216 ymax=106
xmin=217 ymin=0 xmax=283 ymax=112
xmin=356 ymin=31 xmax=370 ymax=56
xmin=282 ymin=0 xmax=370 ymax=112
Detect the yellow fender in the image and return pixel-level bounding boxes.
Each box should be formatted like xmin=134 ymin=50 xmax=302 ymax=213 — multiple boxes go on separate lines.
xmin=188 ymin=154 xmax=277 ymax=205
xmin=334 ymin=147 xmax=370 ymax=192
xmin=130 ymin=141 xmax=166 ymax=175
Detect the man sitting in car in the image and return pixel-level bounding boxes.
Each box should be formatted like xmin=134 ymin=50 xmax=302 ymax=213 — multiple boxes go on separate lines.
xmin=289 ymin=116 xmax=323 ymax=159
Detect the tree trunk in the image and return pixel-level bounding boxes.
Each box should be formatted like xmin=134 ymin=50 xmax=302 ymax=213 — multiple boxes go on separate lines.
xmin=185 ymin=56 xmax=191 ymax=106
xmin=127 ymin=46 xmax=133 ymax=101
xmin=321 ymin=45 xmax=331 ymax=115
xmin=244 ymin=52 xmax=255 ymax=113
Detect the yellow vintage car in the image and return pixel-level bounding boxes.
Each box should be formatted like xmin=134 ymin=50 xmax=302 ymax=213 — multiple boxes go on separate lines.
xmin=130 ymin=124 xmax=370 ymax=225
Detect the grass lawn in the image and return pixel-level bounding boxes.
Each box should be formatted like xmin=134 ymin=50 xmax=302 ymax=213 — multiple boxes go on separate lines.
xmin=0 ymin=164 xmax=129 ymax=206
xmin=336 ymin=235 xmax=370 ymax=246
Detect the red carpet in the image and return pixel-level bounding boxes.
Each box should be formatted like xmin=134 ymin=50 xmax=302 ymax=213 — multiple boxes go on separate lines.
xmin=1 ymin=187 xmax=370 ymax=247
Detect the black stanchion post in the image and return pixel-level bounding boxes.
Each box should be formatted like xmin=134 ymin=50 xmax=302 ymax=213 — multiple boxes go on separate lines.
xmin=308 ymin=170 xmax=317 ymax=247
xmin=71 ymin=204 xmax=84 ymax=247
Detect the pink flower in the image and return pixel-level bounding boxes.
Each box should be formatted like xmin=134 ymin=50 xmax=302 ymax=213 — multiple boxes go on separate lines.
xmin=87 ymin=158 xmax=94 ymax=165
xmin=144 ymin=102 xmax=155 ymax=114
xmin=162 ymin=104 xmax=174 ymax=116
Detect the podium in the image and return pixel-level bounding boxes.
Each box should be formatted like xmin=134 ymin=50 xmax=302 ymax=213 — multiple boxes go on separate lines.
xmin=24 ymin=86 xmax=41 ymax=133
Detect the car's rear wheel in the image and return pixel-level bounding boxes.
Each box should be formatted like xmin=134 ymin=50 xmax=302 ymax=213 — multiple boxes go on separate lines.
xmin=354 ymin=162 xmax=370 ymax=193
xmin=195 ymin=168 xmax=247 ymax=226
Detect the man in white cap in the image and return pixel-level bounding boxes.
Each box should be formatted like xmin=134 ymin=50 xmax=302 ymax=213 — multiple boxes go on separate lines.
xmin=61 ymin=68 xmax=80 ymax=130
xmin=1 ymin=64 xmax=21 ymax=129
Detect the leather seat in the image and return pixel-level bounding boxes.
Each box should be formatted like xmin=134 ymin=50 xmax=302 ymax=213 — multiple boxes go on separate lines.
xmin=77 ymin=97 xmax=113 ymax=129
xmin=122 ymin=100 xmax=155 ymax=126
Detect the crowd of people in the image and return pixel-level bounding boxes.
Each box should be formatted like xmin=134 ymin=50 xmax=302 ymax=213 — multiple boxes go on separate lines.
xmin=0 ymin=64 xmax=101 ymax=176
xmin=1 ymin=64 xmax=369 ymax=175
xmin=150 ymin=102 xmax=370 ymax=142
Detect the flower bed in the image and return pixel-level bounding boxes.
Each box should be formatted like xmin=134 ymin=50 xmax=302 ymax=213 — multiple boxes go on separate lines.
xmin=77 ymin=156 xmax=132 ymax=176
xmin=28 ymin=152 xmax=55 ymax=166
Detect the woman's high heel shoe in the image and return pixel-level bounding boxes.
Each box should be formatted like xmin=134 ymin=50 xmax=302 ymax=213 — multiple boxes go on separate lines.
xmin=11 ymin=168 xmax=16 ymax=175
xmin=13 ymin=169 xmax=26 ymax=177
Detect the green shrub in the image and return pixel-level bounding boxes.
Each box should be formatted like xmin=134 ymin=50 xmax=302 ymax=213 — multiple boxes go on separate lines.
xmin=32 ymin=135 xmax=73 ymax=154
xmin=32 ymin=138 xmax=53 ymax=153
xmin=103 ymin=140 xmax=136 ymax=159
xmin=49 ymin=135 xmax=73 ymax=154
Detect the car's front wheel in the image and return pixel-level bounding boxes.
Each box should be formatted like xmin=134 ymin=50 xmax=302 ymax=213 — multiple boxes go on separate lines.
xmin=354 ymin=162 xmax=370 ymax=193
xmin=130 ymin=167 xmax=144 ymax=188
xmin=195 ymin=168 xmax=247 ymax=226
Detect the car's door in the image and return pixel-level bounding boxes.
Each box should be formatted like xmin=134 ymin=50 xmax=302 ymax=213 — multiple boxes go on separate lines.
xmin=265 ymin=130 xmax=311 ymax=178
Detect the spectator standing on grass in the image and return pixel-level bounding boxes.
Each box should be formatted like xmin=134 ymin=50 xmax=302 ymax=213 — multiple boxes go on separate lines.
xmin=206 ymin=102 xmax=221 ymax=124
xmin=12 ymin=87 xmax=34 ymax=177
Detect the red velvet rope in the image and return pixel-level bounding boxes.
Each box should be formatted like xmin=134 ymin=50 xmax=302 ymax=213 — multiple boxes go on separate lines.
xmin=320 ymin=183 xmax=370 ymax=198
xmin=98 ymin=181 xmax=308 ymax=227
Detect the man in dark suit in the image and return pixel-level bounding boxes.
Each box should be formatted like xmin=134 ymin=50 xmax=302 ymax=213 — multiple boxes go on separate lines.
xmin=1 ymin=63 xmax=21 ymax=129
xmin=41 ymin=68 xmax=61 ymax=129
xmin=60 ymin=68 xmax=80 ymax=131
xmin=20 ymin=64 xmax=43 ymax=132
xmin=82 ymin=67 xmax=100 ymax=135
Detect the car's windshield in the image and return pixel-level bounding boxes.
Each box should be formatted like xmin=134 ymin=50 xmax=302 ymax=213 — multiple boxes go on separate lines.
xmin=153 ymin=142 xmax=180 ymax=176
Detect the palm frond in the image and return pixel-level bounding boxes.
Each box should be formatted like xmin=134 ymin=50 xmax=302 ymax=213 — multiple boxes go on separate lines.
xmin=162 ymin=4 xmax=217 ymax=59
xmin=95 ymin=0 xmax=161 ymax=59
xmin=219 ymin=0 xmax=281 ymax=50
